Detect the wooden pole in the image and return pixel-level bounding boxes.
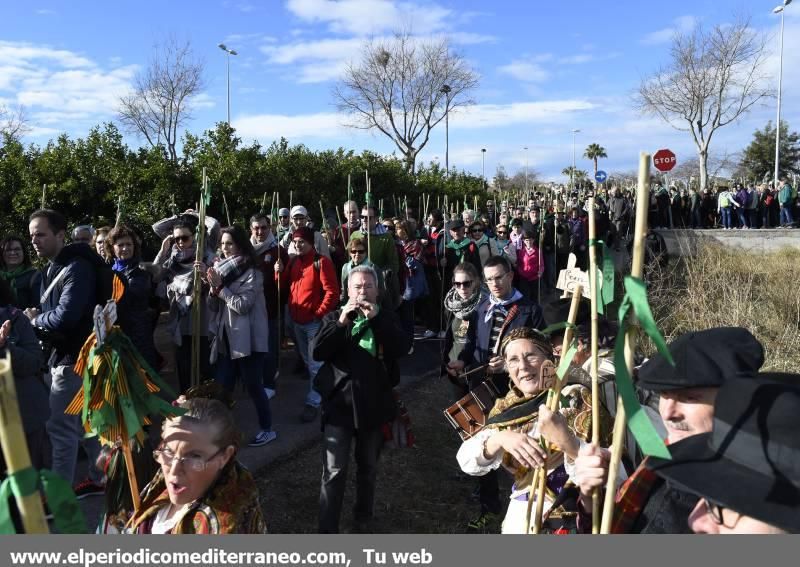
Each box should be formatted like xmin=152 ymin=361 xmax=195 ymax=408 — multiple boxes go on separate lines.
xmin=289 ymin=190 xmax=293 ymax=210
xmin=222 ymin=192 xmax=232 ymax=226
xmin=276 ymin=193 xmax=282 ymax=382
xmin=367 ymin=178 xmax=372 ymax=262
xmin=262 ymin=191 xmax=268 ymax=213
xmin=190 ymin=169 xmax=209 ymax=389
xmin=600 ymin=152 xmax=651 ymax=534
xmin=41 ymin=184 xmax=46 ymax=210
xmin=347 ymin=174 xmax=352 ymax=204
xmin=0 ymin=354 xmax=49 ymax=533
xmin=119 ymin=424 xmax=142 ymax=513
xmin=528 ymin=286 xmax=583 ymax=534
xmin=587 ymin=197 xmax=601 ymax=533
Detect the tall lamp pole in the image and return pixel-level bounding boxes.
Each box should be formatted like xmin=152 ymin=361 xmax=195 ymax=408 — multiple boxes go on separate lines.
xmin=773 ymin=0 xmax=792 ymax=188
xmin=571 ymin=129 xmax=581 ymax=191
xmin=441 ymin=84 xmax=452 ymax=177
xmin=218 ymin=43 xmax=238 ymax=125
xmin=524 ymin=146 xmax=529 ymax=193
xmin=481 ymin=148 xmax=487 ymax=190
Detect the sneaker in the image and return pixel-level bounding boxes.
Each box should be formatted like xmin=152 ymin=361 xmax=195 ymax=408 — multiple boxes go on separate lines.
xmin=264 ymin=387 xmax=276 ymax=400
xmin=301 ymin=404 xmax=319 ymax=423
xmin=466 ymin=510 xmax=500 ymax=533
xmin=73 ymin=478 xmax=105 ymax=500
xmin=248 ymin=430 xmax=277 ymax=447
xmin=420 ymin=329 xmax=436 ymax=339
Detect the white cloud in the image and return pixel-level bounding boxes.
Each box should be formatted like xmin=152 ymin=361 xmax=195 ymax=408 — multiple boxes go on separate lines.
xmin=36 ymin=8 xmax=56 ymax=15
xmin=498 ymin=60 xmax=549 ymax=83
xmin=234 ymin=111 xmax=347 ymax=141
xmin=261 ymin=38 xmax=362 ymax=65
xmin=0 ymin=40 xmax=137 ymax=138
xmin=286 ymin=0 xmax=451 ymax=36
xmin=641 ymin=15 xmax=697 ymax=45
xmin=452 ymin=100 xmax=597 ymax=129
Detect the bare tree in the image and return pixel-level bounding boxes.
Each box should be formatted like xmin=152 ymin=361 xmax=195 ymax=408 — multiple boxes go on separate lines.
xmin=118 ymin=39 xmax=204 ymax=162
xmin=334 ymin=31 xmax=479 ymax=173
xmin=636 ymin=17 xmax=772 ymax=191
xmin=0 ymin=104 xmax=30 ymax=139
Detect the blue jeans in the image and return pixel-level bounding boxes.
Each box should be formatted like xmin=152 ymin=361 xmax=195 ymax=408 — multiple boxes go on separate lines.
xmin=263 ymin=318 xmax=278 ymax=389
xmin=48 ymin=365 xmax=103 ymax=485
xmin=215 ymin=351 xmax=272 ymax=431
xmin=780 ymin=206 xmax=794 ymax=226
xmin=737 ymin=208 xmax=749 ymax=228
xmin=721 ymin=207 xmax=733 ymax=229
xmin=286 ymin=313 xmax=322 ymax=407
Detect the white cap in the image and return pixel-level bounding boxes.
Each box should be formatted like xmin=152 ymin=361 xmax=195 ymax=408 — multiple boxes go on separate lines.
xmin=278 ymin=207 xmax=290 ymax=216
xmin=290 ymin=205 xmax=308 ymax=217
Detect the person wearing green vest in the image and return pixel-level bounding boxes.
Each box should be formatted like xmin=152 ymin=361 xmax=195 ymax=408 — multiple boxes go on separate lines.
xmin=717 ymin=187 xmax=735 ymax=230
xmin=350 ymin=204 xmax=399 ymax=303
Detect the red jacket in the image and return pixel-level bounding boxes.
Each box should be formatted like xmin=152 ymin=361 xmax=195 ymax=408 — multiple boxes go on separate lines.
xmin=278 ymin=251 xmax=338 ymax=324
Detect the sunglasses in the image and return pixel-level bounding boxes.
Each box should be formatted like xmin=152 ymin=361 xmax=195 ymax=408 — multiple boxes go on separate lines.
xmin=174 ymin=235 xmax=192 ymax=243
xmin=350 ymin=249 xmax=366 ymax=254
xmin=453 ymin=280 xmax=473 ymax=288
xmin=470 ymin=228 xmax=483 ymax=233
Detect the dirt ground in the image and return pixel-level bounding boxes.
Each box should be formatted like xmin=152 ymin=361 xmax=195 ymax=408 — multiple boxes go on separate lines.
xmin=256 ymin=374 xmax=511 ymax=534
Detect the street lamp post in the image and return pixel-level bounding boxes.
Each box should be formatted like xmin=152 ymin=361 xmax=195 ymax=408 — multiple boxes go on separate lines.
xmin=773 ymin=1 xmax=792 ymax=188
xmin=440 ymin=84 xmax=452 ymax=177
xmin=571 ymin=129 xmax=581 ymax=191
xmin=218 ymin=43 xmax=238 ymax=125
xmin=524 ymin=146 xmax=529 ymax=193
xmin=481 ymin=148 xmax=486 ymax=190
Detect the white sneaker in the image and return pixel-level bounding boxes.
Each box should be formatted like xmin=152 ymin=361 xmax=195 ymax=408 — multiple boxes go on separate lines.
xmin=249 ymin=430 xmax=277 ymax=447
xmin=421 ymin=330 xmax=436 ymax=339
xmin=264 ymin=387 xmax=276 ymax=400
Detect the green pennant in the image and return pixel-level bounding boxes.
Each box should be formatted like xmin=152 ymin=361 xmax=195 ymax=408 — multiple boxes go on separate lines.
xmin=613 ymin=276 xmax=673 ymax=459
xmin=540 ymin=321 xmax=576 ymax=337
xmin=589 ymin=239 xmax=616 ymax=315
xmin=556 ymin=341 xmax=578 ymax=380
xmin=0 ymin=467 xmax=87 ymax=534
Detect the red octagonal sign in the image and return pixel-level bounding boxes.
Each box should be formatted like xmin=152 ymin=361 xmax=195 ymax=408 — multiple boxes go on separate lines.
xmin=653 ymin=149 xmax=677 ymax=172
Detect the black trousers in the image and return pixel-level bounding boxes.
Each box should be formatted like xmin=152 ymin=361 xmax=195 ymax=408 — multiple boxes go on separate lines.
xmin=319 ymin=423 xmax=384 ymax=533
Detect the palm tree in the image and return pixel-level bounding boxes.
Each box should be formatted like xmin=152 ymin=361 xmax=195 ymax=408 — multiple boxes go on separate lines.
xmin=584 ymin=143 xmax=608 ymax=183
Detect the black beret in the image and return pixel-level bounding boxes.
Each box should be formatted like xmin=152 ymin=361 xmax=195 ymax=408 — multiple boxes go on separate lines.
xmin=638 ymin=327 xmax=764 ymax=391
xmin=446 ymin=219 xmax=465 ymax=231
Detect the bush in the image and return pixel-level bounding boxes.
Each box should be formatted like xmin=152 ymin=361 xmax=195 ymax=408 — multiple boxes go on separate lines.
xmin=646 ymin=244 xmax=800 ymax=372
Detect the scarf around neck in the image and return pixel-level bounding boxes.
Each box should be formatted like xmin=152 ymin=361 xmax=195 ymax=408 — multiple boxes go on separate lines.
xmin=251 ymin=233 xmax=277 ymax=257
xmin=446 ymin=238 xmax=472 ymax=260
xmin=484 ymin=288 xmax=523 ymax=323
xmin=112 ymin=257 xmax=136 ymax=273
xmin=351 ymin=313 xmax=377 ymax=356
xmin=214 ymin=254 xmax=252 ymax=287
xmin=444 ymin=286 xmax=482 ymax=320
xmin=0 ymin=265 xmax=34 ymax=281
xmin=473 ymin=234 xmax=489 ymax=248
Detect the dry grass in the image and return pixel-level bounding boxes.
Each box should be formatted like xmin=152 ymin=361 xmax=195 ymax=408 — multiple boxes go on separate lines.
xmin=646 ymin=245 xmax=800 ymax=372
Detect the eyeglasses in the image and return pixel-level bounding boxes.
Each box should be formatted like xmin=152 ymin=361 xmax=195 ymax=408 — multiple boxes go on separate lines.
xmin=350 ymin=249 xmax=366 ymax=254
xmin=506 ymin=353 xmax=548 ymax=370
xmin=471 ymin=228 xmax=483 ymax=233
xmin=705 ymin=499 xmax=741 ymax=529
xmin=453 ymin=280 xmax=473 ymax=288
xmin=153 ymin=448 xmax=224 ymax=472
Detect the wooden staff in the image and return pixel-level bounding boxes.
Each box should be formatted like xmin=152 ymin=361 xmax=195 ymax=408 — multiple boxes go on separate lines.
xmin=437 ymin=194 xmax=441 ymax=211
xmin=276 ymin=193 xmax=282 ymax=383
xmin=366 ymin=178 xmax=372 ymax=262
xmin=600 ymin=152 xmax=651 ymax=534
xmin=289 ymin=190 xmax=293 ymax=210
xmin=537 ymin=218 xmax=544 ymax=302
xmin=115 ymin=195 xmax=123 ymax=227
xmin=527 ymin=286 xmax=583 ymax=534
xmin=347 ymin=174 xmax=352 ymax=204
xmin=222 ymin=192 xmax=232 ymax=226
xmin=191 ymin=168 xmax=209 ymax=388
xmin=473 ymin=195 xmax=478 ymax=214
xmin=41 ymin=184 xmax=46 ymax=209
xmin=318 ymin=201 xmax=330 ymax=246
xmin=587 ymin=196 xmax=601 ymax=533
xmin=404 ymin=197 xmax=409 ymax=221
xmin=0 ymin=354 xmax=49 ymax=533
xmin=262 ymin=191 xmax=268 ymax=213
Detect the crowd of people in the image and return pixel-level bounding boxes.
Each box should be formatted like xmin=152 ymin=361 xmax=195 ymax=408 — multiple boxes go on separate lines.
xmin=0 ymin=184 xmax=797 ymax=535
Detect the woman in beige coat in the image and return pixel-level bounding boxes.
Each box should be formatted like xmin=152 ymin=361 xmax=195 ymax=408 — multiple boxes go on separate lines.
xmin=207 ymin=225 xmax=275 ymax=447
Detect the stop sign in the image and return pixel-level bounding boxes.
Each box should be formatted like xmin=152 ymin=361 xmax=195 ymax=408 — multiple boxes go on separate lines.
xmin=653 ymin=149 xmax=677 ymax=172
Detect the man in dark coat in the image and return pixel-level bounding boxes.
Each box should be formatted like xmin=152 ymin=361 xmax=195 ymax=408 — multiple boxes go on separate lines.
xmin=25 ymin=208 xmax=104 ymax=496
xmin=312 ymin=265 xmax=411 ymax=533
xmin=573 ymin=327 xmax=765 ymax=533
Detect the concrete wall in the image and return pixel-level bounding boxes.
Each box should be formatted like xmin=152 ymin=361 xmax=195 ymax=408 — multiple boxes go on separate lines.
xmin=655 ymin=229 xmax=800 ymax=256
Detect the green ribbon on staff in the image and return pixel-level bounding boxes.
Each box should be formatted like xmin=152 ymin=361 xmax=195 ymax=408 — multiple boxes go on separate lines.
xmin=556 ymin=342 xmax=578 ymax=380
xmin=540 ymin=321 xmax=576 ymax=337
xmin=613 ymin=276 xmax=673 ymax=459
xmin=589 ymin=239 xmax=615 ymax=315
xmin=0 ymin=468 xmax=87 ymax=534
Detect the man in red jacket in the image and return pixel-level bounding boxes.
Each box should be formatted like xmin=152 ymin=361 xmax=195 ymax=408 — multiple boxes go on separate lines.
xmin=276 ymin=227 xmax=339 ymax=422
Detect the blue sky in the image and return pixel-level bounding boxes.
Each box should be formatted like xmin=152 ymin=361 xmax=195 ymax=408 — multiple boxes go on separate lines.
xmin=3 ymin=0 xmax=799 ymax=182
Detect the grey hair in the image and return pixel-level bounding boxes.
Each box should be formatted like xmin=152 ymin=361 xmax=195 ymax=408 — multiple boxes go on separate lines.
xmin=72 ymin=225 xmax=95 ymax=238
xmin=349 ymin=264 xmax=378 ymax=284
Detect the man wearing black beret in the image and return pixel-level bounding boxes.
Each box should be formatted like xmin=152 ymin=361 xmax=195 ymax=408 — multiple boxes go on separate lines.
xmin=572 ymin=327 xmax=765 ymax=533
xmin=649 ymin=373 xmax=800 ymax=534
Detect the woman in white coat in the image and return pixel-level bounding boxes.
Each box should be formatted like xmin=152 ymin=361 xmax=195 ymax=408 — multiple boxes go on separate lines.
xmin=207 ymin=226 xmax=275 ymax=447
